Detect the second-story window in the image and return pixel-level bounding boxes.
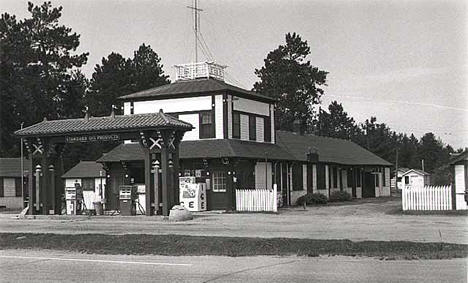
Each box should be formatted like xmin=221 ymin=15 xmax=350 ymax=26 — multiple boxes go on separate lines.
xmin=232 ymin=112 xmax=240 ymax=139
xmin=249 ymin=115 xmax=256 ymax=141
xmin=199 ymin=112 xmax=214 ymax=139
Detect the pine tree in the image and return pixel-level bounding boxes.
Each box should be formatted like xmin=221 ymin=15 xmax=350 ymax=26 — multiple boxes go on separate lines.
xmin=254 ymin=33 xmax=327 ymax=133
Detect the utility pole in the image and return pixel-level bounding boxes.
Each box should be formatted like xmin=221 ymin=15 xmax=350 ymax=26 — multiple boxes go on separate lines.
xmin=20 ymin=122 xmax=24 ymax=208
xmin=394 ymin=148 xmax=398 ymax=191
xmin=187 ymin=0 xmax=203 ymax=63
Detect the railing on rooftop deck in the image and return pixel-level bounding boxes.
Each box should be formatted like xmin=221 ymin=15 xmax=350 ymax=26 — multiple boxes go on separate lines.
xmin=174 ymin=62 xmax=226 ymax=81
xmin=235 ymin=185 xmax=278 ymax=212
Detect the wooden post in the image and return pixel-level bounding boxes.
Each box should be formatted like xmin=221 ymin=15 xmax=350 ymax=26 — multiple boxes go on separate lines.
xmin=161 ymin=144 xmax=170 ymax=216
xmin=351 ymin=167 xmax=357 ymax=198
xmin=27 ymin=153 xmax=34 ymax=215
xmin=49 ymin=164 xmax=55 ymax=214
xmin=173 ymin=148 xmax=180 ymax=205
xmin=35 ymin=165 xmax=41 ymax=214
xmin=41 ymin=153 xmax=49 ymax=215
xmin=225 ymin=161 xmax=234 ymax=211
xmin=143 ymin=149 xmax=153 ymax=216
xmin=153 ymin=160 xmax=160 ymax=215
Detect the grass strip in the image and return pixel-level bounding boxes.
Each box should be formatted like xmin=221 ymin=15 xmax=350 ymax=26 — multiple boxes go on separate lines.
xmin=0 ymin=233 xmax=466 ymax=260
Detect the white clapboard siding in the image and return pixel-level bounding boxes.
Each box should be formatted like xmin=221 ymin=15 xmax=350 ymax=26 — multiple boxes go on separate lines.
xmin=402 ymin=185 xmax=452 ymax=211
xmin=270 ymin=105 xmax=275 ymax=144
xmin=132 ymin=96 xmax=212 ymax=114
xmin=227 ymin=95 xmax=233 ymax=139
xmin=215 ymin=95 xmax=224 ymax=139
xmin=236 ymin=185 xmax=277 ymax=212
xmin=179 ymin=114 xmax=199 ymax=140
xmin=233 ymin=97 xmax=270 ymax=116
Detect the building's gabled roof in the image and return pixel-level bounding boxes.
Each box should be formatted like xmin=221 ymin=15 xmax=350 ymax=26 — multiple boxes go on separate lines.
xmin=15 ymin=112 xmax=193 ymax=138
xmin=449 ymin=149 xmax=468 ymax=165
xmin=276 ymin=131 xmax=392 ymax=166
xmin=395 ymin=167 xmax=410 ymax=173
xmin=118 ymin=78 xmax=276 ymax=103
xmin=97 ymin=139 xmax=294 ymax=163
xmin=401 ymin=169 xmax=430 ymax=176
xmin=62 ymin=161 xmax=105 ymax=179
xmin=0 ymin=158 xmax=29 ymax=177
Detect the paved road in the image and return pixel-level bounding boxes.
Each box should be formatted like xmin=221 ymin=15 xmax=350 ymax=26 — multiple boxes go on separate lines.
xmin=0 ymin=249 xmax=466 ymax=283
xmin=1 ymin=199 xmax=467 ymax=244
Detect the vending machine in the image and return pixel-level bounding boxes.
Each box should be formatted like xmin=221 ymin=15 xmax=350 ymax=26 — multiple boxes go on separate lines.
xmin=119 ymin=185 xmax=136 ymax=216
xmin=65 ymin=187 xmax=77 ymax=215
xmin=179 ymin=177 xmax=207 ymax=212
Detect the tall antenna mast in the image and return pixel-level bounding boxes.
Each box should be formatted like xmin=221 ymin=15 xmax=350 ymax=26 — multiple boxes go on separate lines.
xmin=187 ymin=0 xmax=203 ymax=63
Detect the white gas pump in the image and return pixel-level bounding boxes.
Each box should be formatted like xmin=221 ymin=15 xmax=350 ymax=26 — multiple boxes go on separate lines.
xmin=65 ymin=187 xmax=77 ymax=215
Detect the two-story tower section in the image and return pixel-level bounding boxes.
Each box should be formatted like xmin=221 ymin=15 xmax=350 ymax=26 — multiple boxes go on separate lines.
xmin=120 ymin=62 xmax=276 ymax=143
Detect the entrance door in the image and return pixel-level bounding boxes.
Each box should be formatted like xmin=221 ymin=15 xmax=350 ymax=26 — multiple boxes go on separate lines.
xmin=207 ymin=171 xmax=227 ymax=210
xmin=362 ymin=172 xmax=376 ymax=198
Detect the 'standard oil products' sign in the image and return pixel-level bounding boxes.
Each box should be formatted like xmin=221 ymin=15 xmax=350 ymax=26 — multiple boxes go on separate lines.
xmin=65 ymin=134 xmax=120 ymax=143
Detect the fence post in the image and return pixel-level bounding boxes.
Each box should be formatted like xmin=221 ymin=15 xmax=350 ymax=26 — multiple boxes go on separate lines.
xmin=273 ymin=184 xmax=278 ymax=212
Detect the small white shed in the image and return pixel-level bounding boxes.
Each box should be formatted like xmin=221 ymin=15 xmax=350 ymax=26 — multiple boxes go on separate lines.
xmin=401 ymin=169 xmax=431 ymax=189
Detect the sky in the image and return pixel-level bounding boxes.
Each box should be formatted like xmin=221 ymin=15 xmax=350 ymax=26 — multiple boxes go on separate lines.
xmin=2 ymin=0 xmax=467 ymax=148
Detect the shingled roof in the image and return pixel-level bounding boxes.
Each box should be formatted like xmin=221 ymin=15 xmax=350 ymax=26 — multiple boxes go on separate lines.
xmin=15 ymin=112 xmax=193 ymax=138
xmin=118 ymin=78 xmax=275 ymax=103
xmin=276 ymin=131 xmax=392 ymax=166
xmin=0 ymin=158 xmax=29 ymax=177
xmin=62 ymin=161 xmax=105 ymax=178
xmin=97 ymin=139 xmax=294 ymax=162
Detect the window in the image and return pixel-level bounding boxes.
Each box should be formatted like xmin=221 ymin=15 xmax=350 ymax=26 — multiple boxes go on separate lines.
xmin=199 ymin=112 xmax=214 ymax=139
xmin=347 ymin=169 xmax=353 ymax=187
xmin=0 ymin=178 xmax=3 ymax=197
xmin=249 ymin=115 xmax=256 ymax=141
xmin=404 ymin=176 xmax=409 ymax=184
xmin=212 ymin=171 xmax=226 ymax=192
xmin=375 ymin=174 xmax=380 ymax=187
xmin=332 ymin=167 xmax=338 ymax=188
xmin=232 ymin=112 xmax=240 ymax=139
xmin=82 ymin=178 xmax=95 ymax=191
xmin=264 ymin=116 xmax=271 ymax=142
xmin=292 ymin=163 xmax=303 ymax=191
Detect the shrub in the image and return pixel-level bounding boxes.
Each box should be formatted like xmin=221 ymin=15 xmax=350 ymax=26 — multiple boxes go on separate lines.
xmin=296 ymin=193 xmax=328 ymax=206
xmin=329 ymin=191 xmax=352 ymax=202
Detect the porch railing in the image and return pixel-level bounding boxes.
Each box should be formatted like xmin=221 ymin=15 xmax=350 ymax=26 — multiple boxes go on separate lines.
xmin=235 ymin=185 xmax=277 ymax=212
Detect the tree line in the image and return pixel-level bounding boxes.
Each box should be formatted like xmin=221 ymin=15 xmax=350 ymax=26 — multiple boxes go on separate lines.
xmin=0 ymin=2 xmax=461 ymax=184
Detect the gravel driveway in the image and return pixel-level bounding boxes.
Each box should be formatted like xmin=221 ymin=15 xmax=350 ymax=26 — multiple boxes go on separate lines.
xmin=1 ymin=198 xmax=467 ymax=244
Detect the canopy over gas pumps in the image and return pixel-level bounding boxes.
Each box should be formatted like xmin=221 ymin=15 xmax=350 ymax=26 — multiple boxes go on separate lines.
xmin=15 ymin=110 xmax=193 ymax=216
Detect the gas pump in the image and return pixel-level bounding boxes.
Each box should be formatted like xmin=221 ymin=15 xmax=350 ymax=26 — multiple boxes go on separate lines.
xmin=65 ymin=187 xmax=77 ymax=215
xmin=119 ymin=185 xmax=136 ymax=216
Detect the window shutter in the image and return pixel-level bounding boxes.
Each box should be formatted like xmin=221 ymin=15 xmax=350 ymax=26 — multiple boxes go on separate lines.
xmin=0 ymin=178 xmax=3 ymax=197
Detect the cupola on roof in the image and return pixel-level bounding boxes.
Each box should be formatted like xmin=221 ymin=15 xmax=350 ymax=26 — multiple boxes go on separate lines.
xmin=174 ymin=61 xmax=226 ymax=81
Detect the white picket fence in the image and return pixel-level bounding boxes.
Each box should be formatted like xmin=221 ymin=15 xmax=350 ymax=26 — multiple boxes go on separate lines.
xmin=402 ymin=185 xmax=452 ymax=211
xmin=236 ymin=185 xmax=277 ymax=212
